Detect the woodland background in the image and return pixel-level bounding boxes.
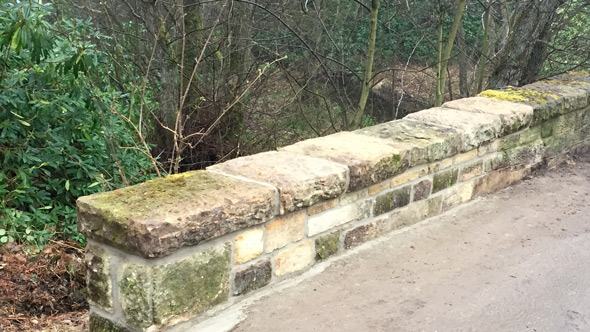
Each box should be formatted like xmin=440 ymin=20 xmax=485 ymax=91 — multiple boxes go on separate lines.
xmin=1 ymin=0 xmax=589 ymax=246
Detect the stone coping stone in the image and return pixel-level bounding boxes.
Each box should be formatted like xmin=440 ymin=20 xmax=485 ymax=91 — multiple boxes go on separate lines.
xmin=208 ymin=151 xmax=348 ymax=214
xmin=77 ymin=171 xmax=276 ymax=258
xmin=443 ymin=97 xmax=533 ymax=135
xmin=355 ymin=119 xmax=461 ymax=166
xmin=281 ymin=132 xmax=409 ymax=191
xmin=404 ymin=107 xmax=502 ymax=152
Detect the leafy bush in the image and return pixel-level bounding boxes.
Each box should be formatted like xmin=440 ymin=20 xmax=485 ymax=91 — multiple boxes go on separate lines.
xmin=0 ymin=1 xmax=158 ymax=246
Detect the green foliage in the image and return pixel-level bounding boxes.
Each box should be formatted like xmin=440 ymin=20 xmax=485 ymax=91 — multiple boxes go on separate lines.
xmin=0 ymin=1 xmax=157 ymax=247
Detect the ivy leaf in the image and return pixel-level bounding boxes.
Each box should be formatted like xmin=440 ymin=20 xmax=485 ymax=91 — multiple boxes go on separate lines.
xmin=65 ymin=180 xmax=70 ymax=191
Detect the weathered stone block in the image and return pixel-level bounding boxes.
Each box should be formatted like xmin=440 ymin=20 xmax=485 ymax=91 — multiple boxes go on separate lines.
xmin=235 ymin=229 xmax=264 ymax=264
xmin=307 ymin=200 xmax=371 ymax=236
xmin=405 ymin=107 xmax=502 ymax=151
xmin=502 ymin=140 xmax=545 ymax=169
xmin=459 ymin=161 xmax=483 ymax=182
xmin=391 ymin=196 xmax=442 ymax=229
xmin=78 ymin=171 xmax=276 ymax=258
xmin=479 ymin=87 xmax=562 ymax=124
xmin=265 ymin=211 xmax=305 ymax=253
xmin=275 ymin=241 xmax=314 ymax=276
xmin=484 ymin=153 xmax=505 ymax=172
xmin=373 ymin=186 xmax=411 ymax=216
xmin=118 ymin=244 xmax=231 ymax=328
xmin=432 ymin=169 xmax=459 ymax=193
xmin=412 ymin=179 xmax=432 ymax=202
xmin=233 ymin=260 xmax=272 ymax=296
xmin=473 ymin=168 xmax=531 ymax=196
xmin=281 ymin=132 xmax=409 ymax=191
xmin=340 ymin=189 xmax=368 ymax=204
xmin=315 ymin=231 xmax=341 ymax=261
xmin=89 ymin=314 xmax=131 ymax=332
xmin=209 ymin=151 xmax=348 ymax=214
xmin=369 ymin=181 xmax=390 ymax=196
xmin=85 ymin=245 xmax=112 ymax=311
xmin=119 ymin=263 xmax=153 ymax=328
xmin=443 ymin=97 xmax=533 ymax=135
xmin=356 ymin=119 xmax=461 ymax=165
xmin=391 ymin=166 xmax=428 ymax=187
xmin=307 ymin=199 xmax=338 ymax=216
xmin=524 ymin=80 xmax=590 ymax=116
xmin=152 ymin=244 xmax=231 ymax=326
xmin=344 ymin=218 xmax=389 ymax=249
xmin=478 ymin=140 xmax=499 ymax=157
xmin=442 ymin=181 xmax=474 ymax=211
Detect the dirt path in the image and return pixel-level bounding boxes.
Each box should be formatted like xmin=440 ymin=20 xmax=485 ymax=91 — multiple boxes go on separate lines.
xmin=227 ymin=154 xmax=590 ymax=332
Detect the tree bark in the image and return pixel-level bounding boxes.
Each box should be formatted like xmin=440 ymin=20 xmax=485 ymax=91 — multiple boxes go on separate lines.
xmin=353 ymin=0 xmax=379 ymax=128
xmin=488 ymin=0 xmax=567 ymax=88
xmin=435 ymin=0 xmax=467 ymax=106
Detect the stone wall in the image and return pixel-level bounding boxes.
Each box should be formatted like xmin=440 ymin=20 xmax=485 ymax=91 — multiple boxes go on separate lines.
xmin=78 ymin=73 xmax=590 ymax=332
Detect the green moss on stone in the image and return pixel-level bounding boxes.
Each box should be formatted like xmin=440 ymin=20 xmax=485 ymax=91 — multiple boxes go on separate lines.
xmin=85 ymin=246 xmax=112 ymax=311
xmin=432 ymin=169 xmax=459 ymax=193
xmin=480 ymin=88 xmax=559 ymax=104
xmin=89 ymin=314 xmax=131 ymax=332
xmin=152 ymin=243 xmax=231 ymax=325
xmin=315 ymin=231 xmax=341 ymax=261
xmin=373 ymin=186 xmax=411 ymax=216
xmin=118 ymin=264 xmax=153 ymax=328
xmin=86 ymin=171 xmax=229 ymax=223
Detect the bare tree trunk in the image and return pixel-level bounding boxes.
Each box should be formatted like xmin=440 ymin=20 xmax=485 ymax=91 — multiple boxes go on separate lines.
xmin=476 ymin=0 xmax=491 ymax=93
xmin=489 ymin=0 xmax=567 ymax=88
xmin=354 ymin=0 xmax=379 ymax=128
xmin=435 ymin=0 xmax=467 ymax=106
xmin=457 ymin=22 xmax=469 ymax=98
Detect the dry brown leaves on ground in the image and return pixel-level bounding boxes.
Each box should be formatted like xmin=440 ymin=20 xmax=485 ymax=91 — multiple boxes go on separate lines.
xmin=0 ymin=241 xmax=89 ymax=331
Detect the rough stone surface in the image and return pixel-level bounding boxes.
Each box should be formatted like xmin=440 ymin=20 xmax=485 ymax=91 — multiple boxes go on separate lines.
xmin=307 ymin=200 xmax=371 ymax=236
xmin=459 ymin=161 xmax=483 ymax=182
xmin=443 ymin=97 xmax=533 ymax=135
xmin=412 ymin=180 xmax=432 ymax=202
xmin=369 ymin=181 xmax=390 ymax=196
xmin=233 ymin=260 xmax=272 ymax=296
xmin=340 ymin=189 xmax=368 ymax=204
xmin=473 ymin=168 xmax=531 ymax=196
xmin=484 ymin=152 xmax=506 ymax=172
xmin=390 ymin=166 xmax=429 ymax=187
xmin=391 ymin=196 xmax=442 ymax=229
xmin=235 ymin=229 xmax=264 ymax=264
xmin=152 ymin=244 xmax=231 ymax=326
xmin=344 ymin=218 xmax=389 ymax=249
xmin=374 ymin=186 xmax=411 ymax=216
xmin=77 ymin=171 xmax=276 ymax=258
xmin=281 ymin=132 xmax=409 ymax=191
xmin=307 ymin=199 xmax=338 ymax=216
xmin=432 ymin=169 xmax=459 ymax=193
xmin=502 ymin=140 xmax=545 ymax=169
xmin=315 ymin=231 xmax=341 ymax=261
xmin=275 ymin=241 xmax=314 ymax=276
xmin=265 ymin=212 xmax=305 ymax=253
xmin=118 ymin=263 xmax=153 ymax=328
xmin=524 ymin=80 xmax=590 ymax=118
xmin=89 ymin=314 xmax=131 ymax=332
xmin=85 ymin=245 xmax=112 ymax=311
xmin=442 ymin=181 xmax=475 ymax=211
xmin=356 ymin=119 xmax=461 ymax=166
xmin=405 ymin=107 xmax=502 ymax=151
xmin=209 ymin=151 xmax=348 ymax=214
xmin=118 ymin=244 xmax=231 ymax=328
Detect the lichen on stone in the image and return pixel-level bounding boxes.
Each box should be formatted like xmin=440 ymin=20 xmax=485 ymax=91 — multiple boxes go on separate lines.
xmin=479 ymin=88 xmax=559 ymax=104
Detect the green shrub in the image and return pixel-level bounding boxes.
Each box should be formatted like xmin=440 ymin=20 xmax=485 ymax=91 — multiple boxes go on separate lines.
xmin=0 ymin=1 xmax=158 ymax=246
